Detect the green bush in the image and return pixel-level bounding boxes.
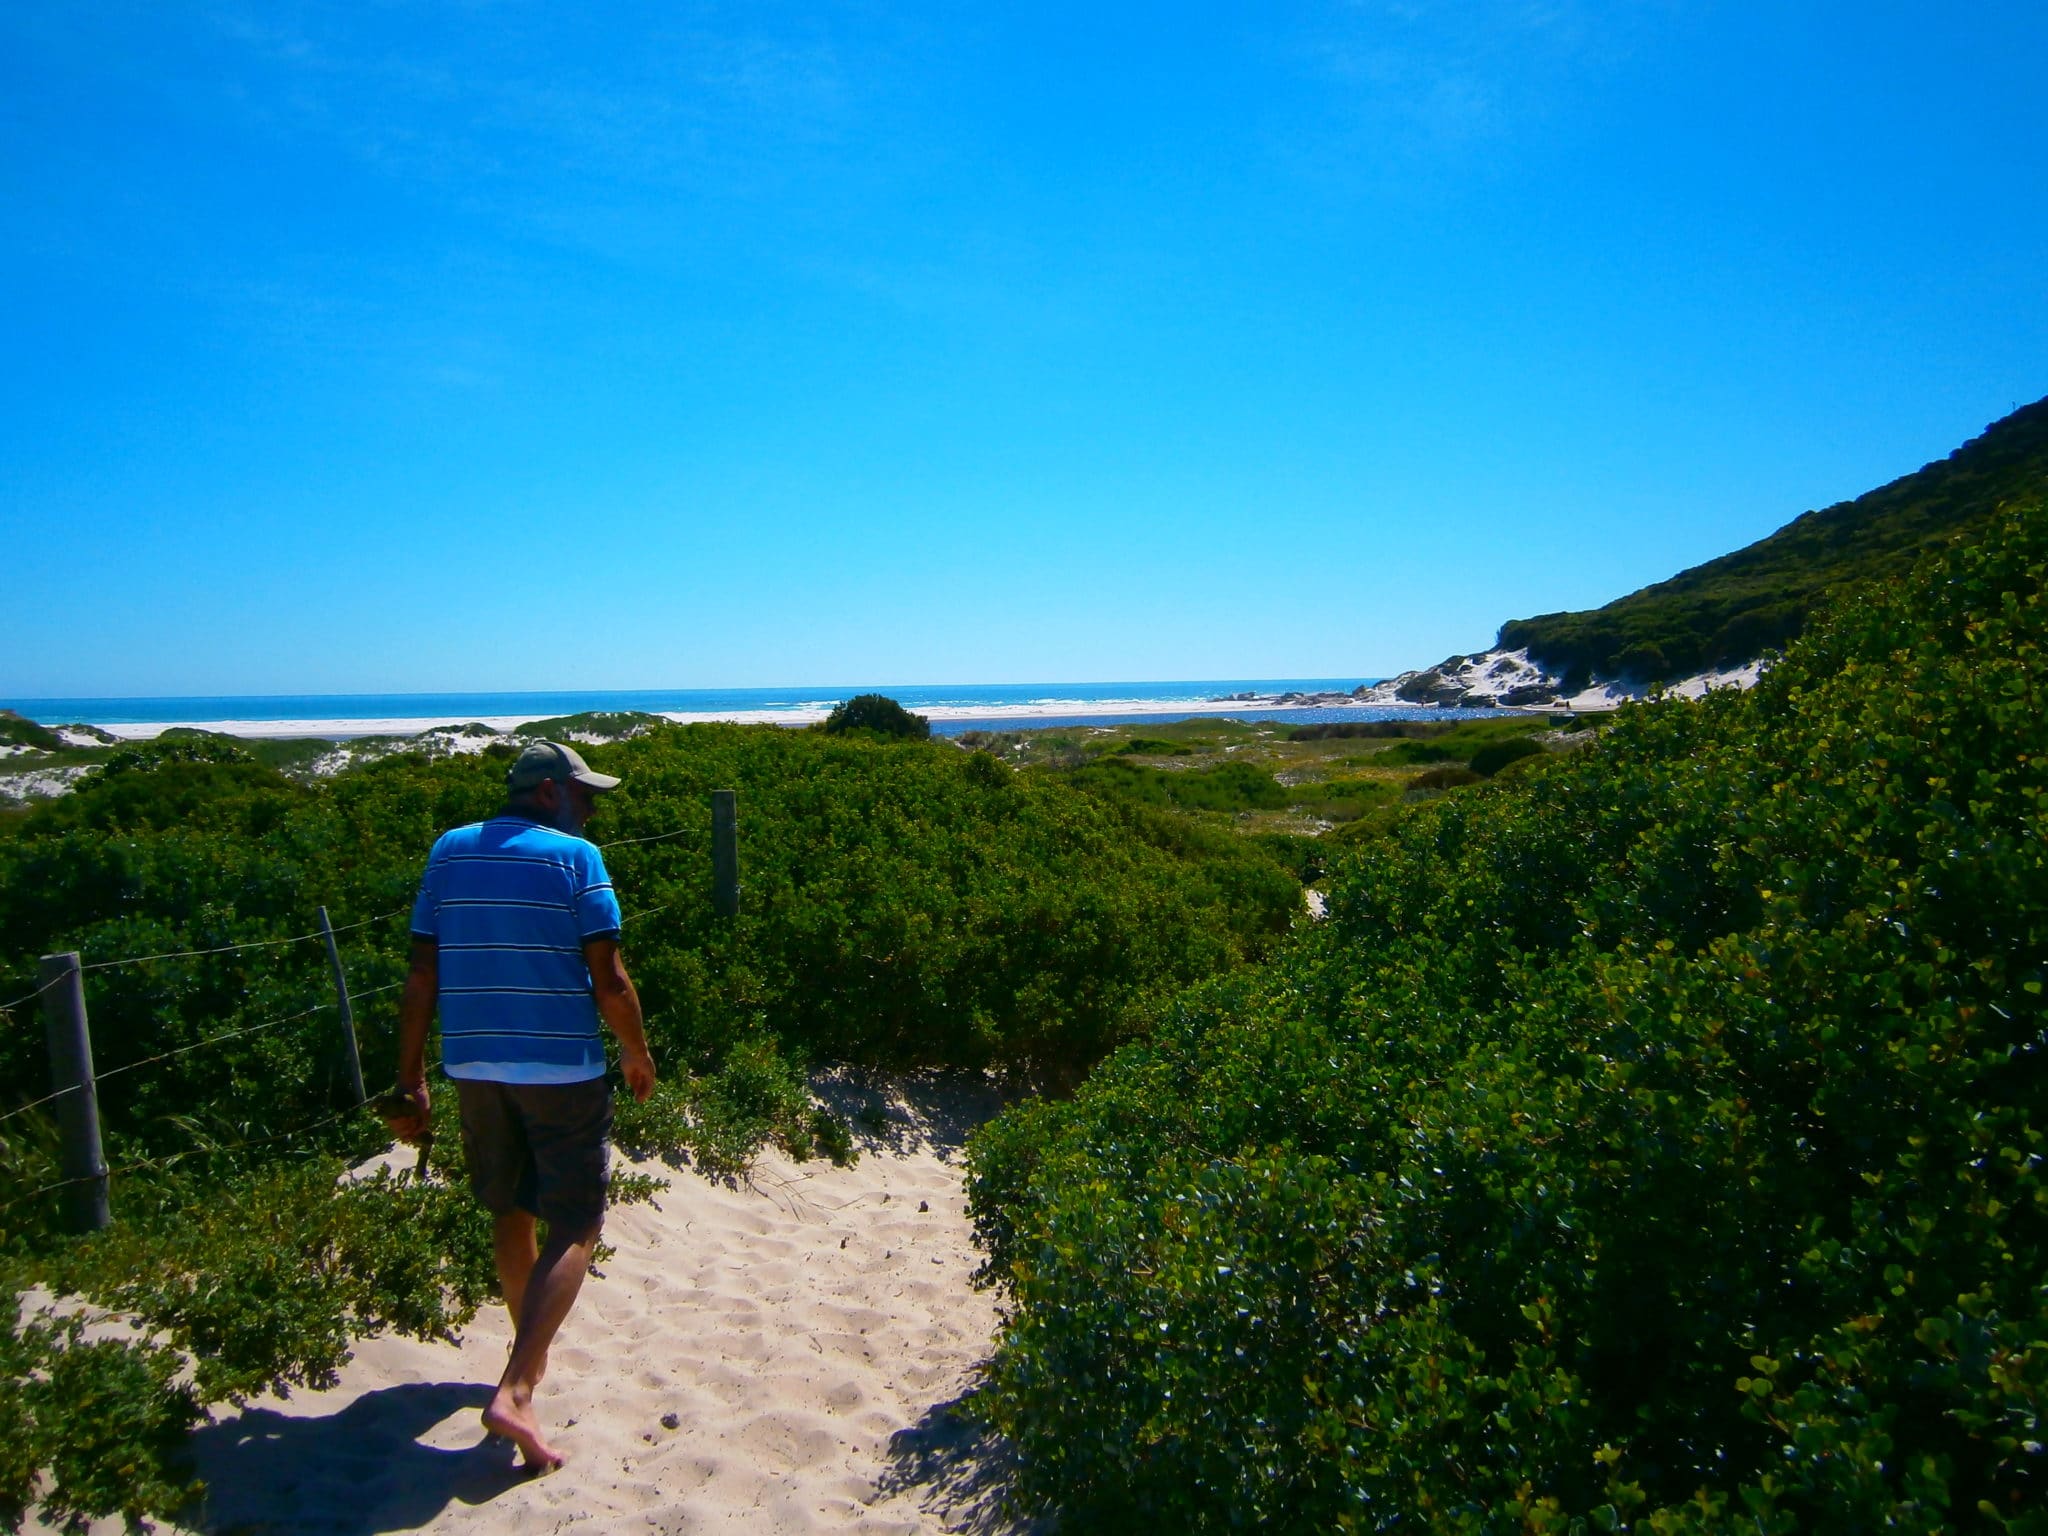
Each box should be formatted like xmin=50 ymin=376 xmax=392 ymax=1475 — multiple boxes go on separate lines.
xmin=818 ymin=693 xmax=930 ymax=739
xmin=0 ymin=1302 xmax=200 ymax=1534
xmin=1374 ymin=738 xmax=1459 ymax=765
xmin=1286 ymin=776 xmax=1401 ymax=825
xmin=0 ymin=712 xmax=63 ymax=753
xmin=1406 ymin=764 xmax=1482 ymax=791
xmin=968 ymin=502 xmax=2048 ymax=1530
xmin=1287 ymin=721 xmax=1446 ymax=742
xmin=1611 ymin=639 xmax=1670 ymax=681
xmin=1467 ymin=736 xmax=1544 ymax=777
xmin=1062 ymin=756 xmax=1290 ymax=815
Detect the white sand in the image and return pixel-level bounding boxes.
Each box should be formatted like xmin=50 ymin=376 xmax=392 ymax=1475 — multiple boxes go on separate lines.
xmin=91 ymin=693 xmax=1377 ymax=741
xmin=27 ymin=1075 xmax=1034 ymax=1536
xmin=0 ymin=765 xmax=99 ymax=803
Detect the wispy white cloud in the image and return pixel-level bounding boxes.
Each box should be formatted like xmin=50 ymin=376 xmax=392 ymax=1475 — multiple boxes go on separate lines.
xmin=189 ymin=2 xmax=892 ymax=226
xmin=1286 ymin=0 xmax=1680 ymax=165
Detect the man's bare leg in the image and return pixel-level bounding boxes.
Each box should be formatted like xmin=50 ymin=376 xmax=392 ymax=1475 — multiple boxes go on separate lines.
xmin=482 ymin=1222 xmax=598 ymax=1472
xmin=492 ymin=1210 xmax=538 ymax=1326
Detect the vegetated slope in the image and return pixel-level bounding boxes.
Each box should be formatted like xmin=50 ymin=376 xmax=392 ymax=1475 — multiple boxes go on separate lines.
xmin=0 ymin=726 xmax=1298 ymax=1531
xmin=967 ymin=501 xmax=2048 ymax=1530
xmin=0 ymin=711 xmax=63 ymax=752
xmin=1496 ymin=393 xmax=2048 ymax=683
xmin=0 ymin=725 xmax=1297 ymax=1221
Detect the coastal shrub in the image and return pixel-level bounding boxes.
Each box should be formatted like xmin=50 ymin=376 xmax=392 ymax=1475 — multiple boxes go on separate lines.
xmin=593 ymin=727 xmax=1296 ymax=1079
xmin=1467 ymin=736 xmax=1544 ymax=776
xmin=1 ymin=1301 xmax=201 ymax=1534
xmin=0 ymin=712 xmax=63 ymax=753
xmin=1611 ymin=638 xmax=1670 ymax=681
xmin=818 ymin=693 xmax=930 ymax=739
xmin=31 ymin=1158 xmax=497 ymax=1406
xmin=968 ymin=502 xmax=2048 ymax=1530
xmin=512 ymin=711 xmax=667 ymax=740
xmin=1287 ymin=721 xmax=1446 ymax=741
xmin=0 ymin=724 xmax=1295 ymax=1181
xmin=669 ymin=1034 xmax=835 ymax=1177
xmin=1061 ymin=756 xmax=1290 ymax=816
xmin=1373 ymin=738 xmax=1459 ymax=765
xmin=1286 ymin=776 xmax=1401 ymax=825
xmin=1406 ymin=763 xmax=1482 ymax=791
xmin=0 ymin=1148 xmax=503 ymax=1535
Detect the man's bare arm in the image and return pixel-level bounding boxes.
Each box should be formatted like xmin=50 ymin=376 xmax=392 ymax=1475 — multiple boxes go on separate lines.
xmin=386 ymin=937 xmax=438 ymax=1140
xmin=584 ymin=935 xmax=656 ymax=1101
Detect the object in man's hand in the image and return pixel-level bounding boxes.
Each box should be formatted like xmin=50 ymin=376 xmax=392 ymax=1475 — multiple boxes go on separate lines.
xmin=366 ymin=1089 xmax=435 ymax=1181
xmin=367 ymin=1087 xmax=430 ymax=1141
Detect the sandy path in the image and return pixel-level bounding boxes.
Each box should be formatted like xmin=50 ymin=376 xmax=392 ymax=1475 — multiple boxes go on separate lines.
xmin=167 ymin=1075 xmax=1032 ymax=1536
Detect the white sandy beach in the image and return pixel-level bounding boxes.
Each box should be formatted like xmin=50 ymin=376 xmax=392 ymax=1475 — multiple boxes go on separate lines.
xmin=90 ymin=694 xmax=1366 ymax=741
xmin=32 ymin=1074 xmax=1034 ymax=1536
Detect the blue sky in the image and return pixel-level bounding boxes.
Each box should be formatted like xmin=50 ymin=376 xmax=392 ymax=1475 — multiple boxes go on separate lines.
xmin=3 ymin=2 xmax=2044 ymax=696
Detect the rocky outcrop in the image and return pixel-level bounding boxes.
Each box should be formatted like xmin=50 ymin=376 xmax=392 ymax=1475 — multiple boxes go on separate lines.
xmin=1353 ymin=649 xmax=1765 ymax=712
xmin=1356 ymin=649 xmax=1562 ymax=709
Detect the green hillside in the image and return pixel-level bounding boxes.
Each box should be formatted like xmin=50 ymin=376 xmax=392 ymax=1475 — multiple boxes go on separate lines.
xmin=1497 ymin=394 xmax=2048 ymax=683
xmin=969 ymin=498 xmax=2048 ymax=1530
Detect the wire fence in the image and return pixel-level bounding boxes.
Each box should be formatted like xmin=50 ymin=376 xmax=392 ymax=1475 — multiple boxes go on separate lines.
xmin=0 ymin=977 xmax=416 ymax=1214
xmin=0 ymin=905 xmax=415 ymax=1129
xmin=93 ymin=979 xmax=405 ymax=1088
xmin=598 ymin=826 xmax=696 ymax=851
xmin=0 ymin=811 xmax=711 ymax=1221
xmin=0 ymin=972 xmax=66 ymax=1017
xmin=76 ymin=908 xmax=407 ymax=973
xmin=0 ymin=1104 xmax=375 ymax=1217
xmin=0 ymin=809 xmax=698 ymax=1020
xmin=0 ymin=894 xmax=418 ymax=1219
xmin=0 ymin=1083 xmax=87 ymax=1128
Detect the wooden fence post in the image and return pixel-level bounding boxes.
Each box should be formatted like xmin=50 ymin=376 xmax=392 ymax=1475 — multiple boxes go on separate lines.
xmin=37 ymin=952 xmax=109 ymax=1233
xmin=317 ymin=906 xmax=366 ymax=1108
xmin=711 ymin=790 xmax=740 ymax=917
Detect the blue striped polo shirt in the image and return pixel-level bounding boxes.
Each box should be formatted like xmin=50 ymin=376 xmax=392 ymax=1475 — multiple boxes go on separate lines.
xmin=409 ymin=814 xmax=624 ymax=1084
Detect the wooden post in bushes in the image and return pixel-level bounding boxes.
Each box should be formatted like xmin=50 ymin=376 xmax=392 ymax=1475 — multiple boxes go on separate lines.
xmin=37 ymin=952 xmax=109 ymax=1233
xmin=317 ymin=906 xmax=366 ymax=1107
xmin=711 ymin=790 xmax=740 ymax=917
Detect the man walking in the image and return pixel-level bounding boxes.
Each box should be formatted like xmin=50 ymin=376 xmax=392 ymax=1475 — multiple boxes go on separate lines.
xmin=388 ymin=740 xmax=656 ymax=1474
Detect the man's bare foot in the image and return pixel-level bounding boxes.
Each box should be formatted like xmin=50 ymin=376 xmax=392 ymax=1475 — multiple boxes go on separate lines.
xmin=483 ymin=1387 xmax=564 ymax=1473
xmin=505 ymin=1341 xmax=548 ymax=1385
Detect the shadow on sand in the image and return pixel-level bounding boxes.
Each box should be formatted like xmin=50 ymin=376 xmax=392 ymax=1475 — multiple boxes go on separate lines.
xmin=810 ymin=1066 xmax=1015 ymax=1165
xmin=874 ymin=1392 xmax=1055 ymax=1535
xmin=187 ymin=1381 xmax=537 ymax=1535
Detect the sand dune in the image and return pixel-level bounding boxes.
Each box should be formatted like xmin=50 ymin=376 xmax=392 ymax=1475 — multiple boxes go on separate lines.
xmin=167 ymin=1074 xmax=1035 ymax=1536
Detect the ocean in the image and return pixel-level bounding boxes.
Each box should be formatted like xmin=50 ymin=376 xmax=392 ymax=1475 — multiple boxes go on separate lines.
xmin=2 ymin=681 xmax=1515 ymax=738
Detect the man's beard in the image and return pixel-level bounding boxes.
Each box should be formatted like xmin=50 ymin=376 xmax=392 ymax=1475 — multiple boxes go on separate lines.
xmin=552 ymin=793 xmax=586 ymax=835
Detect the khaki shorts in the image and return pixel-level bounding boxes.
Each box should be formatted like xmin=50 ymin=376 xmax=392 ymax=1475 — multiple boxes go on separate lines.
xmin=454 ymin=1077 xmax=612 ymax=1235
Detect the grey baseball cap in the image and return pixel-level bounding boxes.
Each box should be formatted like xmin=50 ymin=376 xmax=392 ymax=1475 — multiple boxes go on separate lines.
xmin=506 ymin=740 xmax=621 ymax=793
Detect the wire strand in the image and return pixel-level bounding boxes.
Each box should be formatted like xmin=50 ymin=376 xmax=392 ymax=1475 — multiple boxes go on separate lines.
xmin=0 ymin=972 xmax=65 ymax=1016
xmin=1 ymin=981 xmax=403 ymax=1117
xmin=0 ymin=1158 xmax=156 ymax=1216
xmin=0 ymin=1083 xmax=81 ymax=1126
xmin=93 ymin=1001 xmax=334 ymax=1084
xmin=623 ymin=899 xmax=680 ymax=926
xmin=599 ymin=827 xmax=694 ymax=851
xmin=76 ymin=906 xmax=407 ymax=972
xmin=0 ymin=1104 xmax=373 ymax=1216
